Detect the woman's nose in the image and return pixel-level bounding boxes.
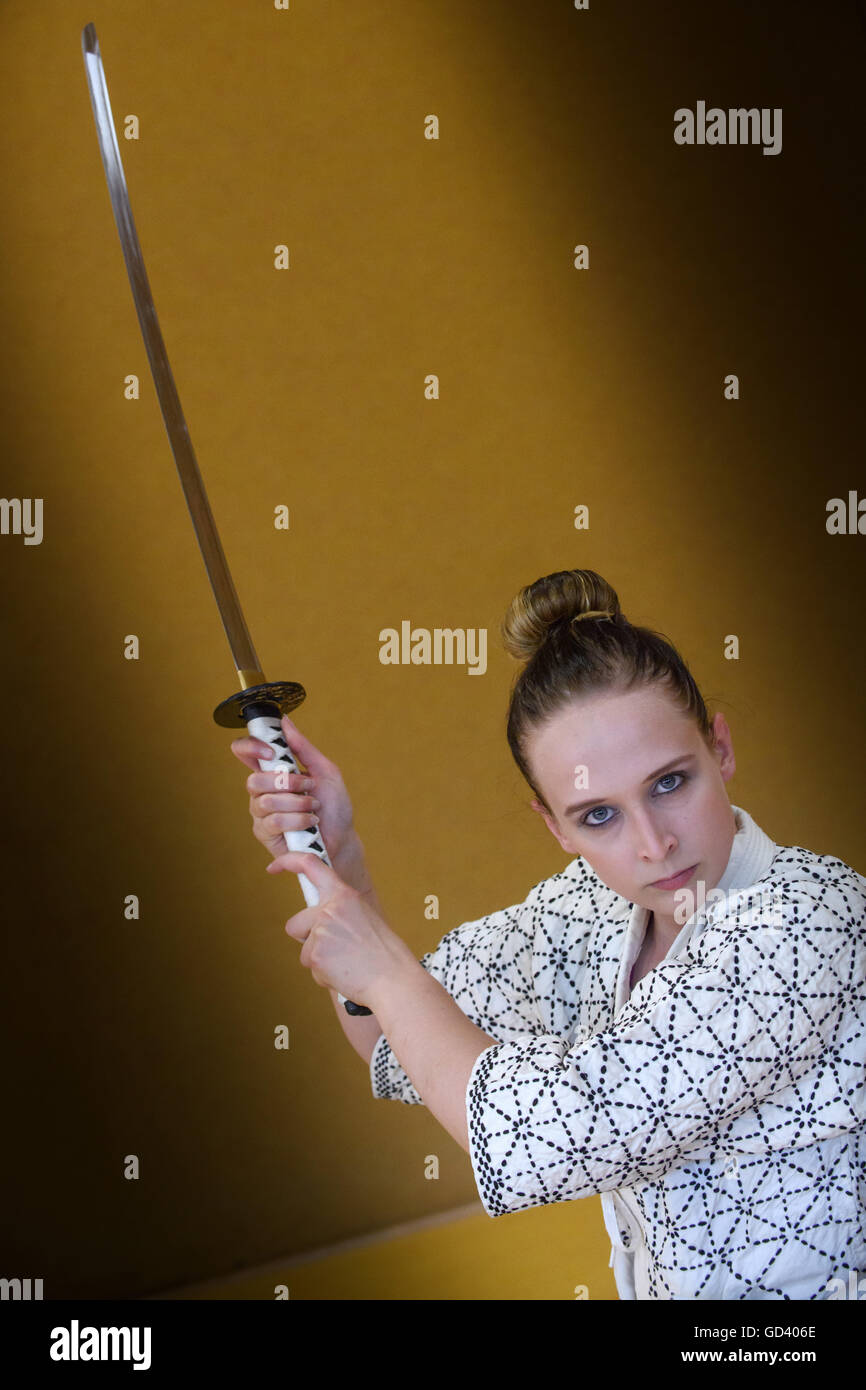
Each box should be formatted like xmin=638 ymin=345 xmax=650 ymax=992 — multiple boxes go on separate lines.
xmin=632 ymin=814 xmax=677 ymax=862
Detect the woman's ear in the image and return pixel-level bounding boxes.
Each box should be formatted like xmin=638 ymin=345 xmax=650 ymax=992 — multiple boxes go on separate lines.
xmin=709 ymin=712 xmax=736 ymax=782
xmin=531 ymin=798 xmax=573 ymax=853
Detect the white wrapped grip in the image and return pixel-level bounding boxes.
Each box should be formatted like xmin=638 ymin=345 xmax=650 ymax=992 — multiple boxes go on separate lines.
xmin=246 ymin=711 xmax=370 ymax=1015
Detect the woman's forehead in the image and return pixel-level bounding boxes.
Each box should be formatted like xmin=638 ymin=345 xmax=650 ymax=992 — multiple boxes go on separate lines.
xmin=535 ymin=687 xmax=691 ymax=743
xmin=527 ymin=689 xmax=701 ymax=782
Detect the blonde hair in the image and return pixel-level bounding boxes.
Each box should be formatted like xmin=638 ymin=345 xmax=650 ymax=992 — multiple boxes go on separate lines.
xmin=501 ymin=568 xmax=714 ymax=813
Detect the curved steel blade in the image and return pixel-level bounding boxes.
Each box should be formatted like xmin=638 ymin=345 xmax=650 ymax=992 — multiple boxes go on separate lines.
xmin=81 ymin=22 xmax=264 ymax=689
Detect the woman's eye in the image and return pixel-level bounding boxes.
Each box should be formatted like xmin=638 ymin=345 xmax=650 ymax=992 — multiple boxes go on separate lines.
xmin=579 ymin=772 xmax=687 ymax=828
xmin=656 ymin=772 xmax=685 ymax=793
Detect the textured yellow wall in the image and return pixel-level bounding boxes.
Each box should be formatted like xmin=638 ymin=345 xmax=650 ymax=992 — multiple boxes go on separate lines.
xmin=166 ymin=1202 xmax=618 ymax=1301
xmin=1 ymin=0 xmax=863 ymax=1299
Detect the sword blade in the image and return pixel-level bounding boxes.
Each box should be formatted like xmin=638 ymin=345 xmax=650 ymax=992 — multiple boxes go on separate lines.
xmin=81 ymin=22 xmax=264 ymax=691
xmin=81 ymin=25 xmax=373 ymax=1017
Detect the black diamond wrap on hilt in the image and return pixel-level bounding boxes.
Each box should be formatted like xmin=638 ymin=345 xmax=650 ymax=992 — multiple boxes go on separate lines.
xmin=232 ymin=693 xmax=373 ymax=1017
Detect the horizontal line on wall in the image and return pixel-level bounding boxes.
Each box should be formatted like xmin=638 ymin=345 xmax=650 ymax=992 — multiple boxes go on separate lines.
xmin=148 ymin=1201 xmax=486 ymax=1299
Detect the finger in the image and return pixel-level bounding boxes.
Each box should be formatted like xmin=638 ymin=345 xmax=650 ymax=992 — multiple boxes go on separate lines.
xmin=253 ymin=795 xmax=320 ymax=822
xmin=253 ymin=799 xmax=321 ymax=828
xmin=298 ymin=934 xmax=338 ymax=994
xmin=254 ymin=788 xmax=319 ymax=815
xmin=230 ymin=736 xmax=281 ymax=772
xmin=280 ymin=715 xmax=333 ymax=777
xmin=256 ymin=810 xmax=321 ymax=843
xmin=266 ymin=850 xmax=338 ymax=893
xmin=284 ymin=903 xmax=317 ymax=944
xmin=246 ymin=769 xmax=316 ymax=797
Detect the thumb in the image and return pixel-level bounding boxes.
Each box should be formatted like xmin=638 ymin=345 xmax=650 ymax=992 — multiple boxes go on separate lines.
xmin=280 ymin=714 xmax=329 ymax=775
xmin=266 ymin=849 xmax=339 ymax=895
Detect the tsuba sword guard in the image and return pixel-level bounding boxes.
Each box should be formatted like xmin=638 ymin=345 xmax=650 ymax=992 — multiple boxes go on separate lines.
xmin=213 ymin=680 xmax=307 ymax=728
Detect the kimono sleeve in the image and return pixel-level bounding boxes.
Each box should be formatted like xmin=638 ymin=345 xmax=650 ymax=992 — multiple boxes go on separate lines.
xmin=370 ymin=884 xmax=550 ymax=1105
xmin=465 ymin=879 xmax=866 ymax=1216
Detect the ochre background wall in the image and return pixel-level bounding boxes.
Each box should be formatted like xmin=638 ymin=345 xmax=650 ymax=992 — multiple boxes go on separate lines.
xmin=1 ymin=0 xmax=863 ymax=1299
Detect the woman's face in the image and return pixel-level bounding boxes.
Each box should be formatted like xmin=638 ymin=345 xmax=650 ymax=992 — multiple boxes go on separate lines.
xmin=525 ymin=684 xmax=737 ymax=917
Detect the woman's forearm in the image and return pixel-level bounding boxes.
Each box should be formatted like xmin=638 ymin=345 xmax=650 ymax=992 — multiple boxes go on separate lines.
xmin=328 ymin=831 xmax=386 ymax=1062
xmin=332 ymin=830 xmax=387 ymax=917
xmin=299 ymin=833 xmax=500 ymax=1120
xmin=328 ymin=986 xmax=384 ymax=1062
xmin=369 ymin=961 xmax=499 ymax=1153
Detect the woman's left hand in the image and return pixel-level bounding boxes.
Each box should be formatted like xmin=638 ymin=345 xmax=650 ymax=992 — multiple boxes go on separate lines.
xmin=266 ymin=851 xmax=418 ymax=1010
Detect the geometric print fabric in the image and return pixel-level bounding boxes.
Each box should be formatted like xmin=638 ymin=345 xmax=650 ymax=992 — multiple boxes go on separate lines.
xmin=370 ymin=806 xmax=866 ymax=1298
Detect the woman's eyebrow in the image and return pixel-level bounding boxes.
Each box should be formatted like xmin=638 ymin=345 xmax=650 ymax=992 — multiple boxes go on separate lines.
xmin=563 ymin=752 xmax=698 ymax=817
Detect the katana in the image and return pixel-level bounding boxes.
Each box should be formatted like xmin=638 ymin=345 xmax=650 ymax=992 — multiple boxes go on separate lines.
xmin=81 ymin=22 xmax=370 ymax=1016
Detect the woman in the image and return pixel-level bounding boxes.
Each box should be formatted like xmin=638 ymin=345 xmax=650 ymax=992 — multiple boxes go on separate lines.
xmin=231 ymin=568 xmax=866 ymax=1300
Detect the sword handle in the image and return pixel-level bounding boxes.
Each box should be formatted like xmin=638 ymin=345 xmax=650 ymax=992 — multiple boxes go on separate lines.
xmin=244 ymin=710 xmax=373 ymax=1017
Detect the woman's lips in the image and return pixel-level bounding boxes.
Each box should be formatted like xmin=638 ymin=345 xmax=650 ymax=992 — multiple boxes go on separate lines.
xmin=650 ymin=863 xmax=697 ymax=890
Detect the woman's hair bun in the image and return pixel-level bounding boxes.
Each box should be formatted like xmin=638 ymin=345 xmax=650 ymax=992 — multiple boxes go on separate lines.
xmin=500 ymin=569 xmax=622 ymax=662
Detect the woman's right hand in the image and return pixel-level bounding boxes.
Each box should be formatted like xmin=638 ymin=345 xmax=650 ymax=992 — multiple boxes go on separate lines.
xmin=230 ymin=713 xmax=358 ymax=868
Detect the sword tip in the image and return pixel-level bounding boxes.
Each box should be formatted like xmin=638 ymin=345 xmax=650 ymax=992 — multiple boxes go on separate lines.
xmin=81 ymin=23 xmax=99 ymax=58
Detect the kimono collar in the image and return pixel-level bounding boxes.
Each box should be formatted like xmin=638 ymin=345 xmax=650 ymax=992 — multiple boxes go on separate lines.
xmin=714 ymin=803 xmax=778 ymax=895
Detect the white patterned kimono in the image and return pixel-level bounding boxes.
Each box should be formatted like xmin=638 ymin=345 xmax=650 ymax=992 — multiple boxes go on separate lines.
xmin=369 ymin=805 xmax=866 ymax=1299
